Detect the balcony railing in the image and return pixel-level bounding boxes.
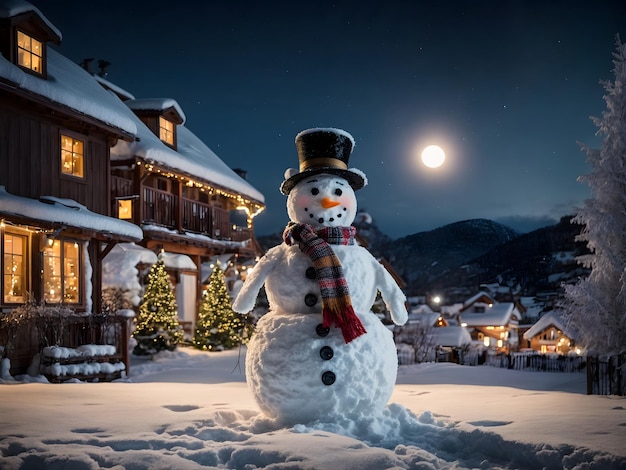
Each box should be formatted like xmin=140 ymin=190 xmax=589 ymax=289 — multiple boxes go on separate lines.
xmin=111 ymin=176 xmax=251 ymax=242
xmin=143 ymin=187 xmax=176 ymax=227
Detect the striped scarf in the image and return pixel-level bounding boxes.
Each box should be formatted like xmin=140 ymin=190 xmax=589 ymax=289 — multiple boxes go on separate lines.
xmin=283 ymin=222 xmax=367 ymax=343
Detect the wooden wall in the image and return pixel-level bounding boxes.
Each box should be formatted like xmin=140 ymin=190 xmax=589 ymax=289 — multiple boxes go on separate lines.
xmin=0 ymin=94 xmax=111 ymax=216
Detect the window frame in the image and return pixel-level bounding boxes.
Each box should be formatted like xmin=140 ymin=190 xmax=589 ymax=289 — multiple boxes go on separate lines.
xmin=159 ymin=116 xmax=175 ymax=146
xmin=41 ymin=237 xmax=84 ymax=306
xmin=15 ymin=28 xmax=44 ymax=76
xmin=1 ymin=225 xmax=30 ymax=305
xmin=60 ymin=130 xmax=87 ymax=181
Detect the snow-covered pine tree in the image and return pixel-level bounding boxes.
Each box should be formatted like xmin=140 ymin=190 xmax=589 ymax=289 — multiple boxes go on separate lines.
xmin=193 ymin=263 xmax=250 ymax=351
xmin=132 ymin=259 xmax=183 ymax=355
xmin=563 ymin=36 xmax=626 ymax=355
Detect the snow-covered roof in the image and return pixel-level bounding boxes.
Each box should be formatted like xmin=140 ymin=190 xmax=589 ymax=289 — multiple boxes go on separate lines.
xmin=0 ymin=0 xmax=62 ymax=39
xmin=126 ymin=98 xmax=186 ymax=124
xmin=0 ymin=186 xmax=143 ymax=240
xmin=112 ymin=117 xmax=264 ymax=204
xmin=159 ymin=251 xmax=196 ymax=270
xmin=0 ymin=48 xmax=138 ymax=136
xmin=461 ymin=302 xmax=519 ymax=327
xmin=406 ymin=311 xmax=440 ymax=326
xmin=462 ymin=291 xmax=497 ymax=309
xmin=433 ymin=326 xmax=472 ymax=347
xmin=409 ymin=304 xmax=435 ymax=315
xmin=523 ymin=311 xmax=576 ymax=340
xmin=104 ymin=242 xmax=157 ymax=266
xmin=441 ymin=303 xmax=463 ymax=316
xmin=94 ymin=75 xmax=136 ymax=101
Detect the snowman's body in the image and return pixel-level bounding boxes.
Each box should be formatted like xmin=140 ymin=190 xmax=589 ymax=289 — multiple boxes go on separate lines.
xmin=242 ymin=243 xmax=400 ymax=424
xmin=233 ymin=128 xmax=407 ymax=425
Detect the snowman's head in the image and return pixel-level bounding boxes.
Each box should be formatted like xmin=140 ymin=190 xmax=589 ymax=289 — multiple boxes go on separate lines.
xmin=287 ymin=173 xmax=358 ymax=228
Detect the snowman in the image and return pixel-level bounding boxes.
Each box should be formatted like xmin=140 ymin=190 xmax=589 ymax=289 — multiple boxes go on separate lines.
xmin=233 ymin=127 xmax=408 ymax=425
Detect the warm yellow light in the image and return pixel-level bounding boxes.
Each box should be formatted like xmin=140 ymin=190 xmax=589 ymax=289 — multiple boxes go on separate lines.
xmin=118 ymin=199 xmax=133 ymax=220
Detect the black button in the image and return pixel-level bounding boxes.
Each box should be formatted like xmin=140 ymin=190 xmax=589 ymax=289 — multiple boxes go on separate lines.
xmin=321 ymin=371 xmax=336 ymax=386
xmin=304 ymin=293 xmax=317 ymax=307
xmin=320 ymin=346 xmax=334 ymax=360
xmin=305 ymin=267 xmax=316 ymax=280
xmin=316 ymin=324 xmax=330 ymax=337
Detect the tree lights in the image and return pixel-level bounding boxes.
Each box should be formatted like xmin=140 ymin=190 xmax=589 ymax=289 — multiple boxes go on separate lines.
xmin=193 ymin=263 xmax=251 ymax=351
xmin=132 ymin=259 xmax=183 ymax=355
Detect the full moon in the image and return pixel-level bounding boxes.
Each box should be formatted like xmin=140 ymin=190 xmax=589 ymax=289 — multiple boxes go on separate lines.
xmin=421 ymin=145 xmax=446 ymax=168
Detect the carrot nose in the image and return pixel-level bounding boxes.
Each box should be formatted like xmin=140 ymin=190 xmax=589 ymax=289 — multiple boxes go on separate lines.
xmin=321 ymin=197 xmax=340 ymax=208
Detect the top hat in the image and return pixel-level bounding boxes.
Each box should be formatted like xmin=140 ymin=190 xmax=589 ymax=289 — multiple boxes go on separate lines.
xmin=279 ymin=127 xmax=367 ymax=195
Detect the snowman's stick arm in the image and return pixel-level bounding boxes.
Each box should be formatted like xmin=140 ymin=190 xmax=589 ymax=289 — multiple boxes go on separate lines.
xmin=374 ymin=262 xmax=408 ymax=326
xmin=232 ymin=252 xmax=278 ymax=314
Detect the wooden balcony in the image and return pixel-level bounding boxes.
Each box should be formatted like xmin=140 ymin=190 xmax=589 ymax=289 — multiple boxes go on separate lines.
xmin=111 ymin=176 xmax=251 ymax=242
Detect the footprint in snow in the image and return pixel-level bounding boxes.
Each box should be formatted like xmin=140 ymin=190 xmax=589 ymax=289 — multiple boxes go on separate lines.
xmin=468 ymin=420 xmax=513 ymax=427
xmin=163 ymin=405 xmax=200 ymax=412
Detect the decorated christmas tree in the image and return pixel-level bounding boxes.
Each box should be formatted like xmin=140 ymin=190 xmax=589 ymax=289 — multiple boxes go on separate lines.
xmin=193 ymin=263 xmax=251 ymax=351
xmin=132 ymin=259 xmax=183 ymax=355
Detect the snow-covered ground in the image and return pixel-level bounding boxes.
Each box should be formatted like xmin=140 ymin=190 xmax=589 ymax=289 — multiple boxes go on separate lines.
xmin=1 ymin=346 xmax=625 ymax=469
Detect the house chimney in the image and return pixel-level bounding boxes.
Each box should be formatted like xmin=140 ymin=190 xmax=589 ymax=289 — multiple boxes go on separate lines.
xmin=97 ymin=59 xmax=111 ymax=78
xmin=80 ymin=58 xmax=94 ymax=74
xmin=233 ymin=168 xmax=247 ymax=180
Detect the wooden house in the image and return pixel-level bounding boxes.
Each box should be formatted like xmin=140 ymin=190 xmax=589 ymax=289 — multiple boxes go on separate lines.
xmin=0 ymin=1 xmax=266 ymax=375
xmin=0 ymin=1 xmax=143 ymax=375
xmin=522 ymin=310 xmax=579 ymax=354
xmin=102 ymin=92 xmax=265 ymax=335
xmin=458 ymin=291 xmax=521 ymax=353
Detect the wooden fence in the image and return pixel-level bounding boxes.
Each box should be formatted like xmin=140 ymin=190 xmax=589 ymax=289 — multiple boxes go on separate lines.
xmin=1 ymin=308 xmax=132 ymax=380
xmin=586 ymin=354 xmax=626 ymax=396
xmin=459 ymin=350 xmax=587 ymax=372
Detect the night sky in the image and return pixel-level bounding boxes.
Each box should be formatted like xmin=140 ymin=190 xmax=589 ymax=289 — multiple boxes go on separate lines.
xmin=40 ymin=0 xmax=625 ymax=239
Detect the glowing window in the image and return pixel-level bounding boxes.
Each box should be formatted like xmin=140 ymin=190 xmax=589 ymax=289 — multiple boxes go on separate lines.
xmin=2 ymin=231 xmax=28 ymax=303
xmin=159 ymin=117 xmax=174 ymax=145
xmin=17 ymin=30 xmax=43 ymax=74
xmin=118 ymin=199 xmax=133 ymax=220
xmin=43 ymin=239 xmax=81 ymax=304
xmin=61 ymin=134 xmax=84 ymax=178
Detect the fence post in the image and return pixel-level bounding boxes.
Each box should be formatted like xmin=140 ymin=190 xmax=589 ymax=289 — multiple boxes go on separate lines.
xmin=620 ymin=354 xmax=625 ymax=396
xmin=586 ymin=356 xmax=593 ymax=395
xmin=120 ymin=316 xmax=130 ymax=377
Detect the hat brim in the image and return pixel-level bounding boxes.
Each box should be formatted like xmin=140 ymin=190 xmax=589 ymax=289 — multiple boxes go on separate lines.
xmin=280 ymin=167 xmax=366 ymax=195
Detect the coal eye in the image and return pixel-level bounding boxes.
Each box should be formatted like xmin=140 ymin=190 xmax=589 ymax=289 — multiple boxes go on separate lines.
xmin=311 ymin=188 xmax=319 ymax=195
xmin=334 ymin=188 xmax=343 ymax=196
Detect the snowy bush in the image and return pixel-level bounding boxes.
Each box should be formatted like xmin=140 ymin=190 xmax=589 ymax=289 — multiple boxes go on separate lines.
xmin=394 ymin=321 xmax=436 ymax=363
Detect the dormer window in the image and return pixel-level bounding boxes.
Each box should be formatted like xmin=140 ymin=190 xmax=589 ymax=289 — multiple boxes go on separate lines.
xmin=16 ymin=30 xmax=42 ymax=74
xmin=159 ymin=116 xmax=174 ymax=146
